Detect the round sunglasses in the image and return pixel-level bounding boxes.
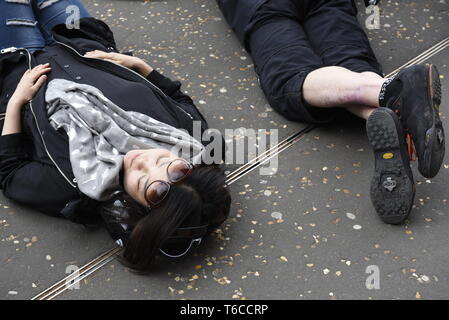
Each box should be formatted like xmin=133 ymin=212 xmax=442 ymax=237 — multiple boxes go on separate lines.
xmin=143 ymin=158 xmax=193 ymax=207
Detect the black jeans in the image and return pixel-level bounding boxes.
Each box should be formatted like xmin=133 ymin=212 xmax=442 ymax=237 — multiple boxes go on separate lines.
xmin=219 ymin=0 xmax=384 ymax=123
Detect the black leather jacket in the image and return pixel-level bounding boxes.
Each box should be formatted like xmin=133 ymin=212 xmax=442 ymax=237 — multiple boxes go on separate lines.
xmin=0 ymin=17 xmax=212 ymax=226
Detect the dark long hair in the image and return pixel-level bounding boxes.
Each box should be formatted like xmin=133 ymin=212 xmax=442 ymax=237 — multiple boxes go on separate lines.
xmin=119 ymin=164 xmax=231 ymax=272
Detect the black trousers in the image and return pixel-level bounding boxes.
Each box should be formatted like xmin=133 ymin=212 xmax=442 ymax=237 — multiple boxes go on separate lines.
xmin=218 ymin=0 xmax=384 ymax=123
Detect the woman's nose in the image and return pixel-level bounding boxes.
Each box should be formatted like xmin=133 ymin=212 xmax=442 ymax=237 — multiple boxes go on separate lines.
xmin=136 ymin=155 xmax=159 ymax=174
xmin=135 ymin=157 xmax=149 ymax=171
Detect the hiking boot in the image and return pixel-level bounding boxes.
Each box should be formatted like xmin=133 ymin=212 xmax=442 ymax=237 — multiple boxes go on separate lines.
xmin=366 ymin=107 xmax=415 ymax=225
xmin=379 ymin=64 xmax=445 ymax=178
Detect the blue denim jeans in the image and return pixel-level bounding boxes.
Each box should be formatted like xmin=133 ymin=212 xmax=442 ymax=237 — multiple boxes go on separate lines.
xmin=0 ymin=0 xmax=91 ymax=53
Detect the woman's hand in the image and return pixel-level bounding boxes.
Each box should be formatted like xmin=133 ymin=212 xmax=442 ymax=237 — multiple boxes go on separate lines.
xmin=83 ymin=50 xmax=154 ymax=77
xmin=2 ymin=63 xmax=50 ymax=135
xmin=10 ymin=63 xmax=51 ymax=107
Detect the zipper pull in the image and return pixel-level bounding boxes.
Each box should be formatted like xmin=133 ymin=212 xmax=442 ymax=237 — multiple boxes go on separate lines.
xmin=0 ymin=47 xmax=18 ymax=54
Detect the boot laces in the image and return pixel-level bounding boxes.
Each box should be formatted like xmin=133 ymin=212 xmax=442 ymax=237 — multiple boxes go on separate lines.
xmin=406 ymin=132 xmax=417 ymax=161
xmin=397 ymin=109 xmax=417 ymax=161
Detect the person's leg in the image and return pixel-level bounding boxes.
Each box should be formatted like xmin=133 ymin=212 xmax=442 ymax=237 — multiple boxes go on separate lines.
xmin=302 ymin=0 xmax=445 ymax=178
xmin=245 ymin=0 xmax=335 ymax=124
xmin=0 ymin=0 xmax=46 ymax=52
xmin=299 ymin=0 xmax=386 ymax=119
xmin=299 ymin=0 xmax=417 ymax=224
xmin=31 ymin=0 xmax=91 ymax=45
xmin=303 ymin=0 xmax=383 ymax=76
xmin=218 ymin=0 xmax=381 ymax=122
xmin=302 ymin=66 xmax=383 ymax=111
xmin=346 ymin=71 xmax=382 ymax=120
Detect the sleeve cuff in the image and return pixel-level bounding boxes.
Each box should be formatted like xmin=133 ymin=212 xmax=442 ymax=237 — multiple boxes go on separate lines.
xmin=146 ymin=69 xmax=166 ymax=83
xmin=146 ymin=70 xmax=181 ymax=96
xmin=0 ymin=133 xmax=25 ymax=152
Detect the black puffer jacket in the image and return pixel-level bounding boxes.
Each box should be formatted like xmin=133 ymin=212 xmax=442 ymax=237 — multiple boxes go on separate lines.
xmin=0 ymin=17 xmax=211 ymax=225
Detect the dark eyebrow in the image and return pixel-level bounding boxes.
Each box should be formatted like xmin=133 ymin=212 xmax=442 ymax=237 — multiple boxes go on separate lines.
xmin=137 ymin=175 xmax=145 ymax=190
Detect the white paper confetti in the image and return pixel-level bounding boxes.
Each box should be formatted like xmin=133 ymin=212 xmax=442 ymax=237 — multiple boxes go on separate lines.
xmin=346 ymin=212 xmax=356 ymax=220
xmin=271 ymin=212 xmax=282 ymax=220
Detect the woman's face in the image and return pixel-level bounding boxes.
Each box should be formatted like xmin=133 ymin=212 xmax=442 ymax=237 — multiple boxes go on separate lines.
xmin=123 ymin=148 xmax=182 ymax=206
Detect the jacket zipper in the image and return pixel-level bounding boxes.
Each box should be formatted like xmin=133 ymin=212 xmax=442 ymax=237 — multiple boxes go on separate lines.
xmin=54 ymin=40 xmax=194 ymax=120
xmin=4 ymin=47 xmax=77 ymax=189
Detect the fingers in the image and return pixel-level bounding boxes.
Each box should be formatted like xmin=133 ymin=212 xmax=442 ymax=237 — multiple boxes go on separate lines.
xmin=29 ymin=63 xmax=51 ymax=83
xmin=31 ymin=63 xmax=50 ymax=71
xmin=32 ymin=74 xmax=47 ymax=90
xmin=84 ymin=50 xmax=111 ymax=58
xmin=27 ymin=63 xmax=50 ymax=74
xmin=84 ymin=50 xmax=122 ymax=64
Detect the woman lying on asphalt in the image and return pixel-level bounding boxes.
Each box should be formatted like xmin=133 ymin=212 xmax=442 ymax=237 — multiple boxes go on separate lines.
xmin=0 ymin=0 xmax=231 ymax=272
xmin=218 ymin=0 xmax=445 ymax=224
